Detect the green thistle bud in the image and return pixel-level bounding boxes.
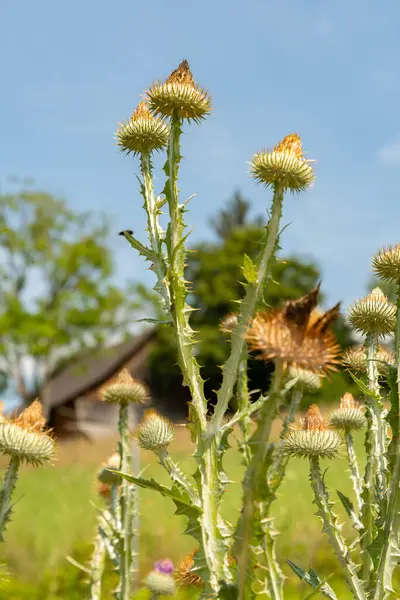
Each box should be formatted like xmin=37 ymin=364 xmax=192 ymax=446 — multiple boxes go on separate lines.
xmin=347 ymin=287 xmax=396 ymax=336
xmin=219 ymin=312 xmax=238 ymax=335
xmin=116 ymin=101 xmax=170 ymax=155
xmin=342 ymin=344 xmax=395 ymax=376
xmin=100 ymin=369 xmax=150 ymax=405
xmin=282 ymin=404 xmax=342 ymax=459
xmin=250 ymin=134 xmax=315 ymax=192
xmin=97 ymin=451 xmax=121 ymax=486
xmin=287 ymin=366 xmax=323 ymax=392
xmin=147 ymin=60 xmax=212 ymax=122
xmin=136 ymin=410 xmax=175 ymax=451
xmin=373 ymin=244 xmax=400 ymax=282
xmin=329 ymin=393 xmax=366 ymax=431
xmin=143 ymin=570 xmax=176 ymax=596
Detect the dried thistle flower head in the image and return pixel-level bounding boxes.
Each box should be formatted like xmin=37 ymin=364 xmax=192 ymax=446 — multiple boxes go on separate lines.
xmin=147 ymin=60 xmax=212 ymax=122
xmin=97 ymin=451 xmax=121 ymax=486
xmin=250 ymin=133 xmax=315 ymax=192
xmin=373 ymin=244 xmax=400 ymax=282
xmin=247 ymin=286 xmax=341 ymax=374
xmin=219 ymin=312 xmax=239 ymax=334
xmin=0 ymin=401 xmax=55 ymax=466
xmin=116 ymin=100 xmax=170 ymax=155
xmin=98 ymin=482 xmax=112 ymax=500
xmin=143 ymin=570 xmax=176 ymax=596
xmin=282 ymin=404 xmax=342 ymax=459
xmin=329 ymin=393 xmax=366 ymax=431
xmin=342 ymin=344 xmax=395 ymax=376
xmin=175 ymin=550 xmax=203 ymax=588
xmin=136 ymin=409 xmax=175 ymax=451
xmin=100 ymin=369 xmax=150 ymax=405
xmin=287 ymin=366 xmax=323 ymax=392
xmin=347 ymin=288 xmax=396 ymax=336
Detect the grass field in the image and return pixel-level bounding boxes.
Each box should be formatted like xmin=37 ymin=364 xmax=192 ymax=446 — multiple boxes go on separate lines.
xmin=0 ymin=420 xmax=364 ymax=599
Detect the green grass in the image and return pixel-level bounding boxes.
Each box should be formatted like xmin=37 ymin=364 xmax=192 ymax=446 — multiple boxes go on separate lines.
xmin=0 ymin=425 xmax=364 ymax=599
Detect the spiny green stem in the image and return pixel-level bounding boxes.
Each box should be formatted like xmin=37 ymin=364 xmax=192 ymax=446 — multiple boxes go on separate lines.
xmin=236 ymin=361 xmax=284 ymax=600
xmin=0 ymin=456 xmax=20 ymax=541
xmin=345 ymin=431 xmax=363 ymax=513
xmin=237 ymin=342 xmax=252 ymax=465
xmin=157 ymin=449 xmax=200 ymax=505
xmin=209 ymin=184 xmax=285 ymax=435
xmin=89 ymin=531 xmax=106 ymax=600
xmin=263 ymin=519 xmax=284 ymax=600
xmin=309 ymin=457 xmax=367 ymax=600
xmin=373 ymin=286 xmax=400 ymax=600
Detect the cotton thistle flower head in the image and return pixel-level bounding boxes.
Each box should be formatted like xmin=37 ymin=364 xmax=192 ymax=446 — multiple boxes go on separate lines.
xmin=287 ymin=366 xmax=323 ymax=392
xmin=0 ymin=400 xmax=55 ymax=466
xmin=329 ymin=393 xmax=366 ymax=431
xmin=136 ymin=409 xmax=175 ymax=451
xmin=143 ymin=570 xmax=176 ymax=596
xmin=100 ymin=369 xmax=150 ymax=405
xmin=250 ymin=133 xmax=315 ymax=192
xmin=154 ymin=558 xmax=174 ymax=576
xmin=147 ymin=59 xmax=212 ymax=122
xmin=116 ymin=100 xmax=170 ymax=156
xmin=341 ymin=344 xmax=395 ymax=376
xmin=219 ymin=312 xmax=239 ymax=334
xmin=247 ymin=285 xmax=341 ymax=374
xmin=373 ymin=244 xmax=400 ymax=282
xmin=347 ymin=288 xmax=396 ymax=336
xmin=282 ymin=404 xmax=342 ymax=459
xmin=175 ymin=550 xmax=203 ymax=588
xmin=97 ymin=451 xmax=121 ymax=486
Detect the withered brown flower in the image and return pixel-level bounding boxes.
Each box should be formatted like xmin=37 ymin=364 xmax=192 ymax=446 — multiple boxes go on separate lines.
xmin=247 ymin=286 xmax=341 ymax=374
xmin=175 ymin=550 xmax=203 ymax=588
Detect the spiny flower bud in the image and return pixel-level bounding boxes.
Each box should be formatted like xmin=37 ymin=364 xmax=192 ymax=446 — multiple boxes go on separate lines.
xmin=342 ymin=344 xmax=395 ymax=376
xmin=116 ymin=101 xmax=170 ymax=155
xmin=97 ymin=451 xmax=121 ymax=486
xmin=100 ymin=370 xmax=150 ymax=405
xmin=282 ymin=404 xmax=342 ymax=459
xmin=143 ymin=570 xmax=176 ymax=596
xmin=136 ymin=409 xmax=175 ymax=451
xmin=219 ymin=313 xmax=239 ymax=335
xmin=250 ymin=133 xmax=315 ymax=192
xmin=373 ymin=244 xmax=400 ymax=282
xmin=0 ymin=401 xmax=55 ymax=466
xmin=287 ymin=366 xmax=323 ymax=392
xmin=147 ymin=60 xmax=212 ymax=122
xmin=175 ymin=550 xmax=203 ymax=588
xmin=329 ymin=393 xmax=366 ymax=431
xmin=347 ymin=288 xmax=396 ymax=336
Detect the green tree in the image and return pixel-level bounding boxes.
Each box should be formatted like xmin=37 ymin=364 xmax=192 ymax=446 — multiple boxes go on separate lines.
xmin=0 ymin=186 xmax=136 ymax=407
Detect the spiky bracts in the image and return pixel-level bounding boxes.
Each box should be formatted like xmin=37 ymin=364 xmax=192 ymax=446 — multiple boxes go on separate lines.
xmin=100 ymin=369 xmax=150 ymax=405
xmin=220 ymin=312 xmax=239 ymax=335
xmin=247 ymin=286 xmax=341 ymax=374
xmin=347 ymin=288 xmax=396 ymax=336
xmin=282 ymin=404 xmax=342 ymax=459
xmin=116 ymin=101 xmax=170 ymax=155
xmin=373 ymin=244 xmax=400 ymax=282
xmin=250 ymin=134 xmax=315 ymax=192
xmin=143 ymin=569 xmax=176 ymax=596
xmin=342 ymin=344 xmax=395 ymax=376
xmin=329 ymin=393 xmax=366 ymax=431
xmin=147 ymin=60 xmax=212 ymax=122
xmin=136 ymin=410 xmax=175 ymax=451
xmin=287 ymin=366 xmax=323 ymax=391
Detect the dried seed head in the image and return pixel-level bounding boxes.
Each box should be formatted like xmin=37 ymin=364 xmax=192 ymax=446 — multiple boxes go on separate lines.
xmin=219 ymin=313 xmax=239 ymax=334
xmin=12 ymin=399 xmax=46 ymax=433
xmin=116 ymin=100 xmax=170 ymax=156
xmin=329 ymin=393 xmax=366 ymax=431
xmin=147 ymin=60 xmax=212 ymax=122
xmin=97 ymin=451 xmax=121 ymax=486
xmin=282 ymin=404 xmax=342 ymax=459
xmin=175 ymin=550 xmax=203 ymax=588
xmin=100 ymin=370 xmax=150 ymax=405
xmin=347 ymin=288 xmax=397 ymax=336
xmin=341 ymin=344 xmax=395 ymax=376
xmin=373 ymin=244 xmax=400 ymax=282
xmin=247 ymin=286 xmax=341 ymax=374
xmin=136 ymin=409 xmax=175 ymax=451
xmin=143 ymin=570 xmax=176 ymax=596
xmin=250 ymin=133 xmax=315 ymax=192
xmin=287 ymin=366 xmax=323 ymax=391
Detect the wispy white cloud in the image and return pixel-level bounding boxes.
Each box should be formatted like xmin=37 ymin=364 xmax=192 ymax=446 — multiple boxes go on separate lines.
xmin=378 ymin=140 xmax=400 ymax=165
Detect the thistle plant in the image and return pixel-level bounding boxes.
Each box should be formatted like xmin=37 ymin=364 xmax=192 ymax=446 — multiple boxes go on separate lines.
xmin=113 ymin=59 xmax=400 ymax=600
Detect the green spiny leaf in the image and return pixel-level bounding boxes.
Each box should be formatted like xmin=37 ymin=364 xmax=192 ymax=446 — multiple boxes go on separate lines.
xmin=286 ymin=560 xmax=339 ymax=600
xmin=242 ymin=254 xmax=258 ymax=284
xmin=349 ymin=371 xmax=381 ymax=401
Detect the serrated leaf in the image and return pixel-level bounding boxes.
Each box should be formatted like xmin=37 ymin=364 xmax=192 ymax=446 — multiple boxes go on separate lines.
xmin=287 ymin=560 xmax=339 ymax=600
xmin=116 ymin=473 xmax=199 ymax=511
xmin=349 ymin=371 xmax=381 ymax=400
xmin=337 ymin=490 xmax=362 ymax=529
xmin=242 ymin=254 xmax=258 ymax=284
xmin=133 ymin=317 xmax=172 ymax=325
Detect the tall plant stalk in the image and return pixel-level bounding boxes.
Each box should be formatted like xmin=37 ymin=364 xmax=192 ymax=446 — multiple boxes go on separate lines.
xmin=0 ymin=457 xmax=20 ymax=541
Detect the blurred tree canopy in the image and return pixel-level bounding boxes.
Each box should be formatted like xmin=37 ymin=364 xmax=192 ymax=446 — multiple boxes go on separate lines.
xmin=145 ymin=191 xmax=354 ymax=413
xmin=0 ymin=184 xmax=137 ymax=407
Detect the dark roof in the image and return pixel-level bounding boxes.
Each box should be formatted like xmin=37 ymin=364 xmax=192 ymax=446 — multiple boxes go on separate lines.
xmin=44 ymin=329 xmax=156 ymax=409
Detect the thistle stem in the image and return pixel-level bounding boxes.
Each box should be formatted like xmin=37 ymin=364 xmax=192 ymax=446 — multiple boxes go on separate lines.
xmin=89 ymin=532 xmax=106 ymax=600
xmin=345 ymin=431 xmax=363 ymax=513
xmin=236 ymin=361 xmax=284 ymax=600
xmin=0 ymin=456 xmax=20 ymax=541
xmin=210 ymin=184 xmax=284 ymax=435
xmin=237 ymin=342 xmax=252 ymax=465
xmin=157 ymin=449 xmax=199 ymax=505
xmin=309 ymin=457 xmax=367 ymax=600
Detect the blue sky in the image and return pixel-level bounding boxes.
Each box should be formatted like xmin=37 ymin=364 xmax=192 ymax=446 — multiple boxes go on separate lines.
xmin=2 ymin=0 xmax=400 ymax=314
